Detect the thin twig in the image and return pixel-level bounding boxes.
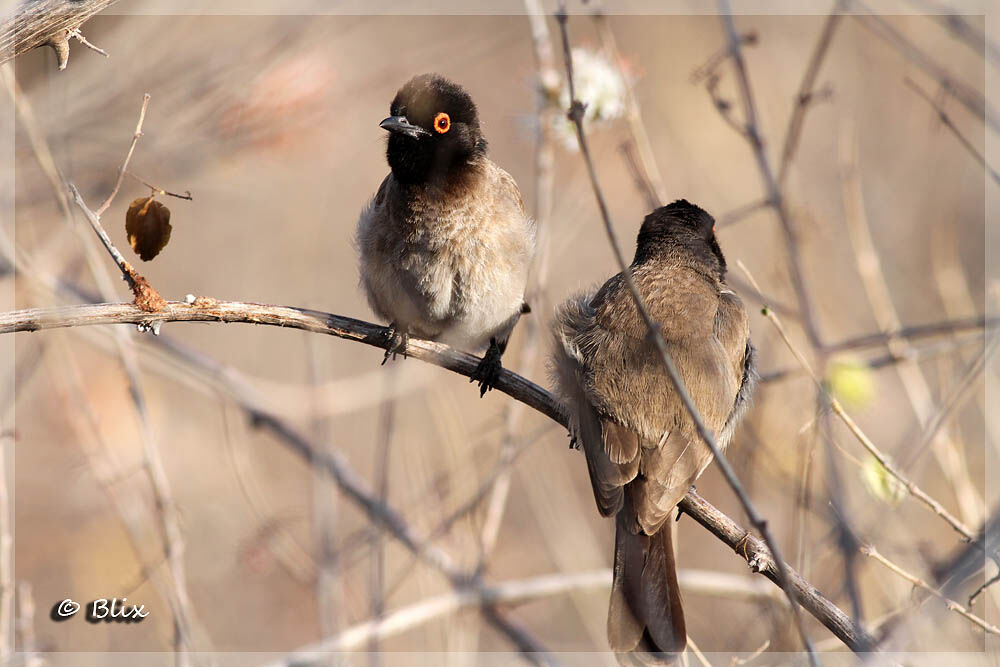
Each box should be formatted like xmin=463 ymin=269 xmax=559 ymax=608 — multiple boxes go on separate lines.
xmin=861 ymin=544 xmax=1000 ymax=636
xmin=125 ymin=171 xmax=194 ymax=201
xmin=825 ymin=315 xmax=995 ymax=353
xmin=0 ymin=432 xmax=10 ymax=662
xmin=68 ymin=27 xmax=107 ymax=57
xmin=738 ymin=260 xmax=976 ymax=541
xmin=761 ymin=332 xmax=984 ymax=383
xmin=903 ymin=77 xmax=1000 ymax=185
xmin=901 ymin=336 xmax=1000 ymax=472
xmin=717 ymin=197 xmax=770 ymax=229
xmin=968 ymin=567 xmax=1000 ymax=609
xmin=558 ymin=5 xmax=819 ymax=661
xmin=686 ymin=635 xmax=712 ymax=667
xmin=369 ymin=368 xmax=397 ymax=659
xmin=477 ymin=0 xmax=560 ymax=570
xmin=96 ymin=94 xmax=150 ymax=215
xmin=718 ymin=5 xmax=822 ymax=349
xmin=69 ymin=185 xmax=166 ymax=312
xmin=840 ymin=121 xmax=984 ymax=530
xmin=777 ymin=8 xmax=843 ymax=187
xmin=592 ymin=10 xmax=667 ymax=206
xmin=730 ymin=638 xmax=770 ymax=666
xmin=848 ymin=3 xmax=999 ymax=133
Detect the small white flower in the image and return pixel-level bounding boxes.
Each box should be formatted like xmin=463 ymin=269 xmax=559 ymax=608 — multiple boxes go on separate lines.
xmin=552 ymin=48 xmax=630 ymax=150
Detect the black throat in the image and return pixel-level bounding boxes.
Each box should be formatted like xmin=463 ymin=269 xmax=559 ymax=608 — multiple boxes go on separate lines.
xmin=387 ymin=134 xmax=486 ymax=187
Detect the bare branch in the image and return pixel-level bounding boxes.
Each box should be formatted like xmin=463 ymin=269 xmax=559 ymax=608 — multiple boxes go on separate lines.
xmin=718 ymin=6 xmax=822 ymax=349
xmin=825 ymin=315 xmax=996 ymax=353
xmin=903 ymin=77 xmax=1000 ymax=185
xmin=861 ymin=544 xmax=1000 ymax=636
xmin=777 ymin=9 xmax=843 ymax=187
xmin=0 ymin=0 xmax=119 ymax=70
xmin=69 ymin=182 xmax=165 ymax=313
xmin=738 ymin=261 xmax=976 ymax=541
xmin=679 ymin=490 xmax=877 ymax=652
xmin=0 ymin=298 xmax=876 ymax=654
xmin=849 ymin=4 xmax=998 ymax=133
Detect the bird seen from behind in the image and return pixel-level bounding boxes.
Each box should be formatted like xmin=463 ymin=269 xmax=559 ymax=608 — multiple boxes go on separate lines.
xmin=550 ymin=200 xmax=756 ymax=664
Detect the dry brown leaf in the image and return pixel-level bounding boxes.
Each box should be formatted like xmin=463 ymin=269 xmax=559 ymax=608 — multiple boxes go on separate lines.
xmin=125 ymin=196 xmax=172 ymax=261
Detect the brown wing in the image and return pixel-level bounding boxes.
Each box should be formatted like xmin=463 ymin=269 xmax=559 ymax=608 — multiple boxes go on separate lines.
xmin=574 ymin=388 xmax=640 ymax=517
xmin=715 ymin=289 xmax=755 ymax=448
xmin=715 ymin=290 xmax=751 ymax=387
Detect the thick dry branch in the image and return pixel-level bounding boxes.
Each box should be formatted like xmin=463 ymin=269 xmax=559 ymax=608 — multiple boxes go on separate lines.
xmin=0 ymin=300 xmax=561 ymax=424
xmin=3 ymin=298 xmax=872 ymax=653
xmin=679 ymin=490 xmax=877 ymax=652
xmin=0 ymin=0 xmax=119 ymax=70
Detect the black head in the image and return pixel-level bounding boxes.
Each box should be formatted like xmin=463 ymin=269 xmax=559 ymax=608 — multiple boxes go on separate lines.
xmin=381 ymin=74 xmax=487 ymax=185
xmin=633 ymin=200 xmax=727 ymax=277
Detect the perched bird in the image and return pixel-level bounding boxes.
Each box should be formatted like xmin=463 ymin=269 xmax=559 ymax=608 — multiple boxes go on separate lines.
xmin=550 ymin=200 xmax=756 ymax=663
xmin=357 ymin=74 xmax=535 ymax=396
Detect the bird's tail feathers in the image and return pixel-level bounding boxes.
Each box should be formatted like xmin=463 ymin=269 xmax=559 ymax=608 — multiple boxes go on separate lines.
xmin=608 ymin=503 xmax=686 ymax=665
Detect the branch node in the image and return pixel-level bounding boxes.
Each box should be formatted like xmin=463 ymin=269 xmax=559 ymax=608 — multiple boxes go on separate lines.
xmin=47 ymin=35 xmax=70 ymax=70
xmin=125 ymin=264 xmax=166 ymax=313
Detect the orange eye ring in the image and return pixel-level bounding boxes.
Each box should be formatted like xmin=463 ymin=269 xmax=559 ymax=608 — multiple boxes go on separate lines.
xmin=434 ymin=112 xmax=451 ymax=134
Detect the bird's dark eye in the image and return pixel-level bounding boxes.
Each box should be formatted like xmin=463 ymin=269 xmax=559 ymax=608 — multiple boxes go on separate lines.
xmin=434 ymin=112 xmax=451 ymax=134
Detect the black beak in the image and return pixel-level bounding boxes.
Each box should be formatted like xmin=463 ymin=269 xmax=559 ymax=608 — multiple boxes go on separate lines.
xmin=379 ymin=115 xmax=430 ymax=139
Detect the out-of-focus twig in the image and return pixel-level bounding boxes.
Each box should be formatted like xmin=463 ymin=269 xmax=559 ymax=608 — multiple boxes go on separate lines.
xmin=718 ymin=5 xmax=822 ymax=349
xmin=592 ymin=10 xmax=667 ymax=206
xmin=777 ymin=9 xmax=843 ymax=187
xmin=739 ymin=260 xmax=976 ymax=541
xmin=839 ymin=120 xmax=984 ymax=530
xmin=861 ymin=544 xmax=1000 ymax=636
xmin=559 ymin=4 xmax=819 ymax=661
xmin=761 ymin=333 xmax=984 ymax=383
xmin=730 ymin=638 xmax=770 ymax=666
xmin=369 ymin=367 xmax=397 ymax=659
xmin=0 ymin=432 xmax=10 ymax=662
xmin=477 ymin=0 xmax=560 ymax=570
xmin=848 ymin=3 xmax=999 ymax=133
xmin=825 ymin=316 xmax=995 ymax=353
xmin=902 ymin=336 xmax=1000 ymax=473
xmin=903 ymin=77 xmax=1000 ymax=185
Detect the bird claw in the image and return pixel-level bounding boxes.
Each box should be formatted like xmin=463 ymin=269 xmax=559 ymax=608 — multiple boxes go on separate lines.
xmin=470 ymin=339 xmax=503 ymax=398
xmin=381 ymin=324 xmax=408 ymax=365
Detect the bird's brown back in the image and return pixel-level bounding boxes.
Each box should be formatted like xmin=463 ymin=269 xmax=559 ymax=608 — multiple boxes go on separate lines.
xmin=552 ymin=249 xmax=749 ymax=536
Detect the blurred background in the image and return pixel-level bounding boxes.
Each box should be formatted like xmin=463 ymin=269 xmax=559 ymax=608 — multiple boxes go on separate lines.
xmin=3 ymin=1 xmax=997 ymax=664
